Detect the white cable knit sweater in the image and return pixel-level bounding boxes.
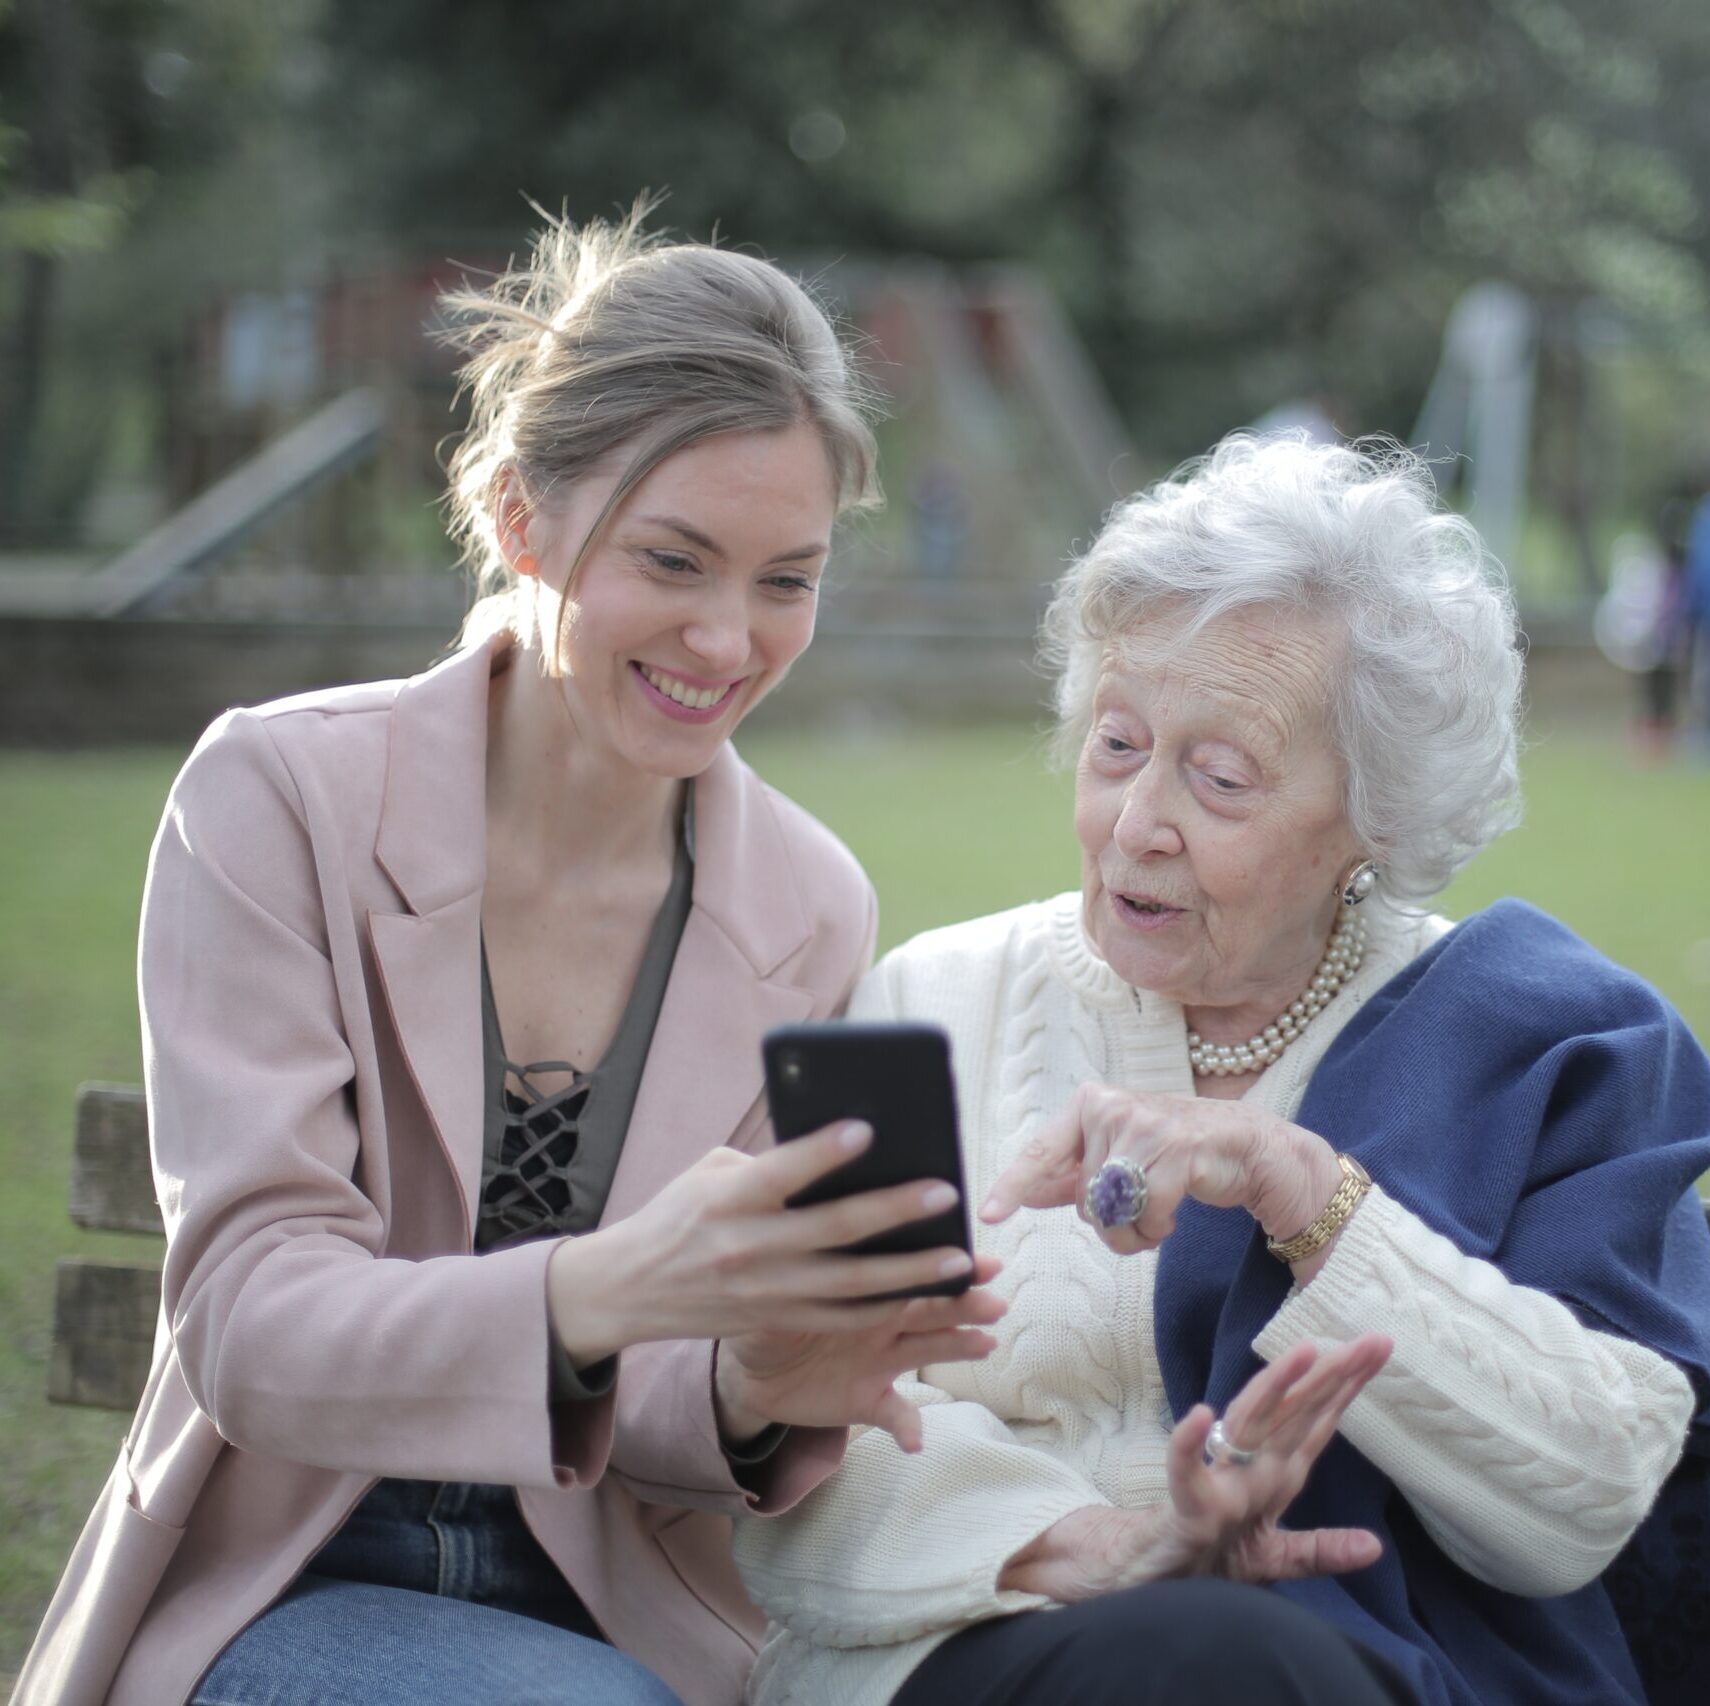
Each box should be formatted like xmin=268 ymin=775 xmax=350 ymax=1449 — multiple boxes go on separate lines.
xmin=734 ymin=893 xmax=1696 ymax=1706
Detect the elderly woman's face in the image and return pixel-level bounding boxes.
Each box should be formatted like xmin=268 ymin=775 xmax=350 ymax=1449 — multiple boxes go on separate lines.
xmin=1075 ymin=608 xmax=1363 ymax=1017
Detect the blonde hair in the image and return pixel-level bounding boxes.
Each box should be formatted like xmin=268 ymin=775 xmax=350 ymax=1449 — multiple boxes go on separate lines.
xmin=441 ymin=199 xmax=880 ymax=652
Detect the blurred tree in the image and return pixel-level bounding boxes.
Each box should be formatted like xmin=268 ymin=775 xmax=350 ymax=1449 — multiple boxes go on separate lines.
xmin=309 ymin=0 xmax=1710 ymax=465
xmin=6 ymin=0 xmax=1708 ymax=562
xmin=0 ymin=0 xmax=134 ymax=532
xmin=0 ymin=0 xmax=324 ymax=540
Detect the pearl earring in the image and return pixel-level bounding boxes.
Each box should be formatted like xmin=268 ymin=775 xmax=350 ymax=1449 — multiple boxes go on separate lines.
xmin=1338 ymin=859 xmax=1378 ymax=907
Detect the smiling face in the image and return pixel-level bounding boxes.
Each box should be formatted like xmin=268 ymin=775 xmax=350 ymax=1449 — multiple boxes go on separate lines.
xmin=1074 ymin=606 xmax=1365 ymax=1030
xmin=521 ymin=421 xmax=837 ymax=779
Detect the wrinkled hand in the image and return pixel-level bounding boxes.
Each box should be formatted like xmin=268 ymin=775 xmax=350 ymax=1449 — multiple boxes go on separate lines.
xmin=980 ymin=1083 xmax=1342 ymax=1260
xmin=1000 ymin=1334 xmax=1391 ymax=1600
xmin=715 ymin=1256 xmax=1007 ymax=1452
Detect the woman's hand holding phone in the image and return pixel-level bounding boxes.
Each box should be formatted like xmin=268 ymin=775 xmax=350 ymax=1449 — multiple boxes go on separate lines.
xmin=547 ymin=1121 xmax=1005 ymax=1449
xmin=715 ymin=1250 xmax=1005 ymax=1453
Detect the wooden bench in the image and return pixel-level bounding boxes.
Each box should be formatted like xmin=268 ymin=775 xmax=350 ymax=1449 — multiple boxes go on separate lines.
xmin=50 ymin=1080 xmax=1710 ymax=1418
xmin=42 ymin=1085 xmax=1710 ymax=1699
xmin=50 ymin=1084 xmax=162 ymax=1411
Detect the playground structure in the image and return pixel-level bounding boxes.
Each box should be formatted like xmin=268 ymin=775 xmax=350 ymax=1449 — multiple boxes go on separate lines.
xmin=22 ymin=260 xmax=1132 ymax=620
xmin=0 ymin=262 xmax=1665 ymax=743
xmin=0 ymin=259 xmax=1139 ymax=740
xmin=1412 ymin=282 xmax=1539 ymax=580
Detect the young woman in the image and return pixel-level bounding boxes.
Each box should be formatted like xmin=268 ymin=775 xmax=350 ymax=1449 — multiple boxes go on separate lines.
xmin=16 ymin=208 xmax=1003 ymax=1706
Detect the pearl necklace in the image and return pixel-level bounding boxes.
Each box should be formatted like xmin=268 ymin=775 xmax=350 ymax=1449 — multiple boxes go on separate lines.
xmin=1180 ymin=907 xmax=1367 ymax=1078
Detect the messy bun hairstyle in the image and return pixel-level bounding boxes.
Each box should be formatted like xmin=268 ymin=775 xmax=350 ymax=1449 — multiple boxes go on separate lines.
xmin=440 ymin=199 xmax=880 ymax=654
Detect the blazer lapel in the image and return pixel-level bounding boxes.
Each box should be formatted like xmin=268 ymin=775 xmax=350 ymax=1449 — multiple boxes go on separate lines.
xmin=368 ymin=639 xmax=497 ymax=1237
xmin=601 ymin=910 xmax=813 ymax=1225
xmin=370 ymin=897 xmax=486 ymax=1231
xmin=602 ymin=744 xmax=818 ymax=1222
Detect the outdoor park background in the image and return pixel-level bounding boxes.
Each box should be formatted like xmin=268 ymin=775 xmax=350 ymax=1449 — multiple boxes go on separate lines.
xmin=3 ymin=0 xmax=1710 ymax=1676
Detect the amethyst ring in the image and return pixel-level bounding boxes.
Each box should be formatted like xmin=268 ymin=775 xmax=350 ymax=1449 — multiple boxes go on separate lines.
xmin=1085 ymin=1156 xmax=1149 ymax=1230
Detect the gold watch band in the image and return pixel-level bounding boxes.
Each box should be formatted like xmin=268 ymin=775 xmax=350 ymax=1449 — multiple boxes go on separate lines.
xmin=1266 ymin=1153 xmax=1371 ymax=1264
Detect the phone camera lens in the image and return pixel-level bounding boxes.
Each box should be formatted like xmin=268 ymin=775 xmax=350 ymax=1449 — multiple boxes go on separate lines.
xmin=780 ymin=1055 xmax=804 ymax=1087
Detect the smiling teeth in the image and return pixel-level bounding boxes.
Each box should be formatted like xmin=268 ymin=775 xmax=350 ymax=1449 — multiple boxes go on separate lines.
xmin=641 ymin=666 xmax=732 ymax=710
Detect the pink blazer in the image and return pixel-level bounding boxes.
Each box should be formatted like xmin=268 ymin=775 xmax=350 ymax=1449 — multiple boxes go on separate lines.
xmin=15 ymin=637 xmax=876 ymax=1706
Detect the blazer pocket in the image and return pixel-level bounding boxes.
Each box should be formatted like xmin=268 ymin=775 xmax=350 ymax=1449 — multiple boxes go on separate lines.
xmin=15 ymin=1461 xmax=188 ymax=1706
xmin=113 ymin=1489 xmax=188 ymax=1599
xmin=118 ymin=1455 xmax=189 ymax=1562
xmin=653 ymin=1510 xmax=768 ymax=1652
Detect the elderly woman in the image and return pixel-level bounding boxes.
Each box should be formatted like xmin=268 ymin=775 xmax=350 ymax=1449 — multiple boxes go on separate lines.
xmin=734 ymin=435 xmax=1710 ymax=1706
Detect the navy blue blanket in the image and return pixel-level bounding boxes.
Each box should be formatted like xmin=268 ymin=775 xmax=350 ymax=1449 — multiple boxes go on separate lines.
xmin=1155 ymin=900 xmax=1710 ymax=1705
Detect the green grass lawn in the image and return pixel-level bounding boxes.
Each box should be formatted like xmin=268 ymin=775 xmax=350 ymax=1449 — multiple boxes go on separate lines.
xmin=1 ymin=727 xmax=1707 ymax=1670
xmin=748 ymin=727 xmax=1710 ymax=1041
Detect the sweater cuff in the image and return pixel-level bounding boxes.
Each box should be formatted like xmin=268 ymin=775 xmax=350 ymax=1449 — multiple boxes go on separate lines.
xmin=751 ymin=1484 xmax=1100 ymax=1647
xmin=1249 ymin=1181 xmax=1697 ymax=1596
xmin=734 ymin=1399 xmax=1112 ymax=1648
xmin=1252 ymin=1180 xmax=1405 ymax=1361
xmin=929 ymin=1491 xmax=1110 ymax=1636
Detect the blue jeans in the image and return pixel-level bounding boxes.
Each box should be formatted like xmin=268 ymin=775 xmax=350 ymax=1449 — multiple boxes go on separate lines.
xmin=193 ymin=1479 xmax=683 ymax=1706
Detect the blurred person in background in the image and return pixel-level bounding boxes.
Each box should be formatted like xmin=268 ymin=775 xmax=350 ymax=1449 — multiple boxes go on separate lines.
xmin=735 ymin=435 xmax=1710 ymax=1706
xmin=14 ymin=207 xmax=1006 ymax=1706
xmin=1249 ymin=390 xmax=1343 ymax=446
xmin=1686 ymin=471 xmax=1710 ymax=749
xmin=1642 ymin=501 xmax=1693 ymax=754
xmin=1594 ymin=503 xmax=1692 ymax=760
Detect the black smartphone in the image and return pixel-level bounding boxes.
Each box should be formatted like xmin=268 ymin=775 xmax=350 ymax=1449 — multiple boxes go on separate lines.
xmin=762 ymin=1021 xmax=972 ymax=1299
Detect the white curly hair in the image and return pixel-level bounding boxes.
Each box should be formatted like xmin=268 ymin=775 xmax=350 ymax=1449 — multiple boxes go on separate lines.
xmin=1040 ymin=433 xmax=1524 ymax=904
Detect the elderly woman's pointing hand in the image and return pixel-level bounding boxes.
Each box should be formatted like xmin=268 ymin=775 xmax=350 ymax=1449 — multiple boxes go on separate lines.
xmin=981 ymin=1085 xmax=1350 ymax=1280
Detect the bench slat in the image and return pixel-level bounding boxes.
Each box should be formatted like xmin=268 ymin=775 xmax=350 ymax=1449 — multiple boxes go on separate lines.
xmin=48 ymin=1258 xmax=160 ymax=1410
xmin=71 ymin=1082 xmax=163 ymax=1234
xmin=48 ymin=1083 xmax=1710 ymax=1422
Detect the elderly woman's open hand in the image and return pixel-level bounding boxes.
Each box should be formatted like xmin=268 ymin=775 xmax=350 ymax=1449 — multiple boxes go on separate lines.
xmin=981 ymin=1083 xmax=1347 ymax=1273
xmin=999 ymin=1335 xmax=1391 ymax=1602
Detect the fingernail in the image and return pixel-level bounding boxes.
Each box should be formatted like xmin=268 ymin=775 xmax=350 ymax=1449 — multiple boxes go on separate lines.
xmin=940 ymin=1251 xmax=973 ymax=1277
xmin=921 ymin=1181 xmax=958 ymax=1212
xmin=979 ymin=1193 xmax=1001 ymax=1218
xmin=840 ymin=1121 xmax=873 ymax=1151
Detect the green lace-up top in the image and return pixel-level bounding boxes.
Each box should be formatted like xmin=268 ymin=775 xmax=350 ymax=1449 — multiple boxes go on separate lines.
xmin=476 ymin=809 xmax=694 ymax=1255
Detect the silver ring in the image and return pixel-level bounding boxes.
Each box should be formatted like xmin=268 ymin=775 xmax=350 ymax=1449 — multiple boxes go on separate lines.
xmin=1204 ymin=1418 xmax=1258 ymax=1468
xmin=1084 ymin=1156 xmax=1149 ymax=1230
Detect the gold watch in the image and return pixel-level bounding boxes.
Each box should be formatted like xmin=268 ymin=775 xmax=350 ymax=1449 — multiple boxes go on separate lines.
xmin=1266 ymin=1153 xmax=1371 ymax=1264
